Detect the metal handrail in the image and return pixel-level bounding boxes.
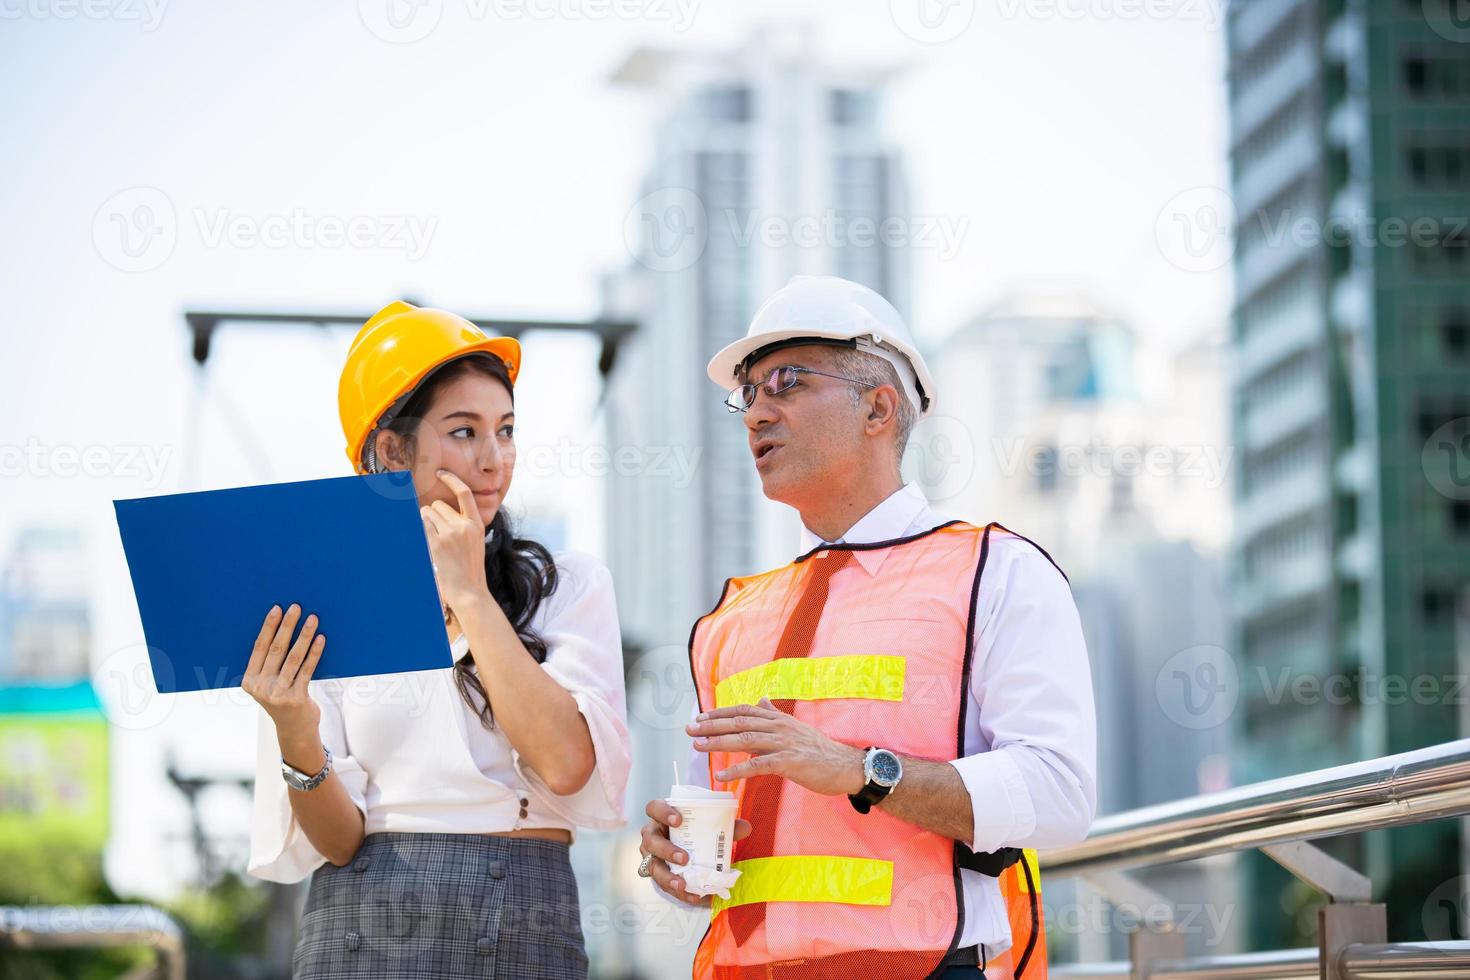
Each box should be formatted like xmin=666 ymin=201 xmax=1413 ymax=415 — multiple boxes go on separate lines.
xmin=0 ymin=904 xmax=186 ymax=980
xmin=1039 ymin=741 xmax=1470 ymax=979
xmin=1039 ymin=739 xmax=1470 ymax=877
xmin=1054 ymin=942 xmax=1470 ymax=980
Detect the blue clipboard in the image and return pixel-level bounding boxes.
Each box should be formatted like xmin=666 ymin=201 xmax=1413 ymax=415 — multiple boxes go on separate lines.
xmin=113 ymin=472 xmax=453 ymax=693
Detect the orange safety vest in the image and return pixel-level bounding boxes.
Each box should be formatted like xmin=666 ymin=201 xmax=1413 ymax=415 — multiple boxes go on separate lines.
xmin=689 ymin=521 xmax=1051 ymax=980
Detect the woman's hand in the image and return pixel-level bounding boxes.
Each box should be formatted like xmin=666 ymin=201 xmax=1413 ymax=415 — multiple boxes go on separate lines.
xmin=422 ymin=469 xmax=490 ymax=613
xmin=241 ymin=603 xmax=326 ymax=741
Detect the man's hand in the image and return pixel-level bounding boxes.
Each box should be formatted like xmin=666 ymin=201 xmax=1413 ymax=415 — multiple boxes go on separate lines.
xmin=688 ymin=698 xmax=867 ymax=797
xmin=640 ymin=800 xmax=752 ymax=908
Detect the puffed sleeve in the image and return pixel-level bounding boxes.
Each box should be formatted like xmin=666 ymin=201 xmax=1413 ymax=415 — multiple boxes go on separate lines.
xmin=246 ymin=680 xmax=370 ymax=884
xmin=511 ymin=551 xmax=631 ymax=829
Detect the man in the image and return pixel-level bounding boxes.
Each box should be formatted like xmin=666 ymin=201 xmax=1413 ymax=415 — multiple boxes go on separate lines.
xmin=639 ymin=275 xmax=1096 ymax=979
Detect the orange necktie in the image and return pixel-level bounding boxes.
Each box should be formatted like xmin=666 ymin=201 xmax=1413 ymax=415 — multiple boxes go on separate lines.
xmin=727 ymin=548 xmax=855 ymax=945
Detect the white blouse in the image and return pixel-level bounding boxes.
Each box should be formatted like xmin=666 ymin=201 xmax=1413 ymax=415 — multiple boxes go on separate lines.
xmin=247 ymin=550 xmax=631 ymax=884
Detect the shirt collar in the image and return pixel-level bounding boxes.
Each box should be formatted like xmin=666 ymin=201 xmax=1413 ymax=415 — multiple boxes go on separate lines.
xmin=797 ymin=482 xmax=936 ymax=575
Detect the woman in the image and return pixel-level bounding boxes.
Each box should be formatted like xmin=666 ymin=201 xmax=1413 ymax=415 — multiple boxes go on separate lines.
xmin=245 ymin=301 xmax=629 ymax=978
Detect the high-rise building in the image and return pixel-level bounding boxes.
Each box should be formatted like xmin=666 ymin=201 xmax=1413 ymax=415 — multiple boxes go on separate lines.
xmin=601 ymin=26 xmax=910 ymax=975
xmin=933 ymin=296 xmax=1238 ymax=960
xmin=1226 ymin=0 xmax=1470 ymax=944
xmin=0 ymin=528 xmax=90 ymax=681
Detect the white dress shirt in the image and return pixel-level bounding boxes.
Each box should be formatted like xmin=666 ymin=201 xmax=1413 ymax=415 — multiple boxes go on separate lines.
xmin=658 ymin=483 xmax=1098 ymax=954
xmin=248 ymin=550 xmax=631 ymax=884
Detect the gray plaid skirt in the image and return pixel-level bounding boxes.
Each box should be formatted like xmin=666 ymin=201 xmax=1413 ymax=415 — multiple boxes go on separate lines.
xmin=292 ymin=832 xmax=588 ymax=979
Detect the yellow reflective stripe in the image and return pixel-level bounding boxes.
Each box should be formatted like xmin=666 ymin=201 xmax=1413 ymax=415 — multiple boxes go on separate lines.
xmin=1018 ymin=848 xmax=1040 ymax=893
xmin=714 ymin=655 xmax=906 ymax=708
xmin=711 ymin=856 xmax=894 ymax=916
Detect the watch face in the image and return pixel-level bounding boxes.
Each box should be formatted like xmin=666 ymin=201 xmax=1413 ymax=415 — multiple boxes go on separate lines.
xmin=870 ymin=750 xmax=901 ymax=787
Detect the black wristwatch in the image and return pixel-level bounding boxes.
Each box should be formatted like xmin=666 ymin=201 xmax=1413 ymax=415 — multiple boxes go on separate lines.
xmin=849 ymin=747 xmax=903 ymax=814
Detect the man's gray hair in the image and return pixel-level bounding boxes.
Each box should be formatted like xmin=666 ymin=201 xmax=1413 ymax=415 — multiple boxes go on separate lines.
xmin=829 ymin=347 xmax=915 ymax=467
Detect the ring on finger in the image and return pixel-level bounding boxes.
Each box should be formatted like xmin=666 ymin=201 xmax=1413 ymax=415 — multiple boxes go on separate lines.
xmin=637 ymin=853 xmax=655 ymax=878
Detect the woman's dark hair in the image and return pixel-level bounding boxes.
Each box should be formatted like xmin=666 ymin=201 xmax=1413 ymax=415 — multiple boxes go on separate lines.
xmin=371 ymin=353 xmax=557 ymax=730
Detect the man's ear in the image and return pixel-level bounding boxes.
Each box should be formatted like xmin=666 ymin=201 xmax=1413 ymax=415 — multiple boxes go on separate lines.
xmin=864 ymin=385 xmax=901 ymax=434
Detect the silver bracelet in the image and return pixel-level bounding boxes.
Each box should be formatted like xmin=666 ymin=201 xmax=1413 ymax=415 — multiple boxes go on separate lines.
xmin=281 ymin=744 xmax=333 ymax=792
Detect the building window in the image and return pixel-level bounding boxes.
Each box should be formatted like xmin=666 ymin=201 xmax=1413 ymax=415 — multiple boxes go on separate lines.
xmin=1235 ymin=8 xmax=1303 ymax=83
xmin=1415 ymin=394 xmax=1470 ymax=439
xmin=830 ymin=89 xmax=876 ymax=127
xmin=701 ymin=87 xmax=751 ymax=123
xmin=1110 ymin=471 xmax=1133 ymax=512
xmin=1453 ymin=501 xmax=1470 ymax=536
xmin=1244 ymin=430 xmax=1320 ymax=496
xmin=1421 ymin=584 xmax=1458 ymax=626
xmin=1410 ymin=225 xmax=1470 ymax=277
xmin=1234 ymin=92 xmax=1310 ymax=174
xmin=1035 ymin=446 xmax=1059 ymax=494
xmin=1404 ymin=134 xmax=1470 ymax=189
xmin=1443 ymin=311 xmax=1469 ymax=359
xmin=1244 ymin=514 xmax=1324 ymax=579
xmin=1402 ymin=48 xmax=1470 ymax=100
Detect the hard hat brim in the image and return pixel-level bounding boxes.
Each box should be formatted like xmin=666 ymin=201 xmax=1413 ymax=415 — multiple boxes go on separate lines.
xmin=347 ymin=336 xmax=521 ymax=473
xmin=707 ymin=325 xmax=871 ymax=389
xmin=707 ymin=327 xmax=934 ymax=418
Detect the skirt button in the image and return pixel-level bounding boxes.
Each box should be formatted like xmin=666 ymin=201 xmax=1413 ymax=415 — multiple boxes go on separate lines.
xmin=353 ymin=857 xmax=370 ymax=873
xmin=488 ymin=860 xmax=506 ymax=880
xmin=344 ymin=931 xmax=362 ymax=952
xmin=476 ymin=937 xmax=495 ymax=956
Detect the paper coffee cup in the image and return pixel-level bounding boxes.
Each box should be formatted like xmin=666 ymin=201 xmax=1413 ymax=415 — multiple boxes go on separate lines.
xmin=666 ymin=784 xmax=738 ymax=875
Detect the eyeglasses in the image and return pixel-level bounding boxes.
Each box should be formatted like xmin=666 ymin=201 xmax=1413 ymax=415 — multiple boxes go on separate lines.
xmin=723 ymin=365 xmax=877 ymax=414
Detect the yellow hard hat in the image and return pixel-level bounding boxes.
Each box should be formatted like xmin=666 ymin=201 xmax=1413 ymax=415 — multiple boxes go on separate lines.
xmin=338 ymin=301 xmax=522 ymax=474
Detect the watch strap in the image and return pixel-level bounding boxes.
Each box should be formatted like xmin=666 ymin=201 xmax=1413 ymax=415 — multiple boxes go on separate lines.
xmin=849 ymin=746 xmax=896 ymax=814
xmin=281 ymin=744 xmax=332 ymax=792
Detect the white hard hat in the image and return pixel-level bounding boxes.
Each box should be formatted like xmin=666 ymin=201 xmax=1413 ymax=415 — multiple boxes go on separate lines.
xmin=706 ymin=275 xmax=935 ymax=418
